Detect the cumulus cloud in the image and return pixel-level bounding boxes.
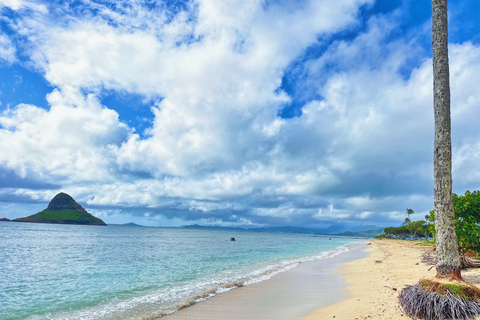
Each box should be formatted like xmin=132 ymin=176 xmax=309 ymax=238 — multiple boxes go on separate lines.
xmin=0 ymin=88 xmax=131 ymax=183
xmin=1 ymin=0 xmax=480 ymax=228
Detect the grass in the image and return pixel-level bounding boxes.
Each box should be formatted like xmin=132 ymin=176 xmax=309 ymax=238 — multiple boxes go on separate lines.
xmin=415 ymin=240 xmax=436 ymax=246
xmin=418 ymin=279 xmax=480 ymax=300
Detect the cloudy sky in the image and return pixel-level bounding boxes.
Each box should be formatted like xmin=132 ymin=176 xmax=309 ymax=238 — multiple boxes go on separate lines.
xmin=0 ymin=0 xmax=479 ymax=229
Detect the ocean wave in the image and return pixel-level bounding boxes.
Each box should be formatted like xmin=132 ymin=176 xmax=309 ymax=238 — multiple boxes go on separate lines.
xmin=43 ymin=241 xmax=360 ymax=320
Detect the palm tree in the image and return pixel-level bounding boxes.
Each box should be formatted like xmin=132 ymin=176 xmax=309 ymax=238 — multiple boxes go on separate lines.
xmin=431 ymin=0 xmax=461 ymax=280
xmin=405 ymin=208 xmax=414 ymax=222
xmin=398 ymin=1 xmax=480 ymax=318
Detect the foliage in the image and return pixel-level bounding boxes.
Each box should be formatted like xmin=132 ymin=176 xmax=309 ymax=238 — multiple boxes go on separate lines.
xmin=453 ymin=191 xmax=480 ymax=221
xmin=14 ymin=209 xmax=106 ymax=225
xmin=406 ymin=208 xmax=414 ymax=220
xmin=430 ymin=190 xmax=480 ymax=254
xmin=383 ymin=221 xmax=432 ymax=240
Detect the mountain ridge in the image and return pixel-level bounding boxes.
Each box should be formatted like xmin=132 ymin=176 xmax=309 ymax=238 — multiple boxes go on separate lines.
xmin=180 ymin=224 xmax=384 ymax=237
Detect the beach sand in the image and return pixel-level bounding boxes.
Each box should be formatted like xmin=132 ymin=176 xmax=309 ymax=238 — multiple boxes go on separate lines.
xmin=163 ymin=239 xmax=480 ymax=320
xmin=303 ymin=239 xmax=480 ymax=320
xmin=162 ymin=242 xmax=369 ymax=320
xmin=302 ymin=239 xmax=436 ymax=320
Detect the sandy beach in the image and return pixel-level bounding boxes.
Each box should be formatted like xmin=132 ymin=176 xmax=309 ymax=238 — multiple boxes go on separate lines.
xmin=303 ymin=239 xmax=437 ymax=320
xmin=304 ymin=239 xmax=480 ymax=320
xmin=162 ymin=242 xmax=369 ymax=320
xmin=163 ymin=239 xmax=480 ymax=320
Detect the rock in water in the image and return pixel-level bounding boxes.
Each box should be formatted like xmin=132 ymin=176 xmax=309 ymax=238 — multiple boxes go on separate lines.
xmin=14 ymin=192 xmax=107 ymax=226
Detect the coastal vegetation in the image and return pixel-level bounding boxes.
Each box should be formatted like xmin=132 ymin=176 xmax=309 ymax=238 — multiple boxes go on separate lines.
xmin=14 ymin=209 xmax=106 ymax=225
xmin=381 ymin=190 xmax=480 ymax=256
xmin=382 ymin=221 xmax=432 ymax=241
xmin=428 ymin=190 xmax=480 ymax=255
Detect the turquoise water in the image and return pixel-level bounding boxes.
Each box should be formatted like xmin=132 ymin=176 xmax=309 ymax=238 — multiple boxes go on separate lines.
xmin=0 ymin=222 xmax=356 ymax=320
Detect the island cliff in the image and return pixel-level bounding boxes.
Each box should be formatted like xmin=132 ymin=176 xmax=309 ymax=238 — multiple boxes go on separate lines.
xmin=14 ymin=192 xmax=107 ymax=226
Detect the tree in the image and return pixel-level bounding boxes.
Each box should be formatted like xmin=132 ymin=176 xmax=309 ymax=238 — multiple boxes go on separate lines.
xmin=405 ymin=208 xmax=414 ymax=221
xmin=424 ymin=191 xmax=480 ymax=254
xmin=431 ymin=0 xmax=461 ymax=279
xmin=453 ymin=191 xmax=480 ymax=254
xmin=408 ymin=220 xmax=430 ymax=240
xmin=382 ymin=225 xmax=411 ymax=240
xmin=399 ymin=1 xmax=480 ymax=318
xmin=453 ymin=190 xmax=480 ymax=222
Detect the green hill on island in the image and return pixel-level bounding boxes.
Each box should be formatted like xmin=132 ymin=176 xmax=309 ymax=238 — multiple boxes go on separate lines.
xmin=14 ymin=192 xmax=106 ymax=226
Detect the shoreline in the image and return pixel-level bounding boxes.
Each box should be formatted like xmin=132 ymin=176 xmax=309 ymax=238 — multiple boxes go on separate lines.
xmin=303 ymin=239 xmax=480 ymax=320
xmin=161 ymin=241 xmax=369 ymax=320
xmin=163 ymin=239 xmax=480 ymax=320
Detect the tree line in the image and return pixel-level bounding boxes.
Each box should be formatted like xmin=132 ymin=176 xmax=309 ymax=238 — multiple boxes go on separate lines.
xmin=380 ymin=190 xmax=480 ymax=255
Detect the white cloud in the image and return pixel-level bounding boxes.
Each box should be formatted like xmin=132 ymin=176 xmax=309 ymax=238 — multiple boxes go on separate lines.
xmin=0 ymin=0 xmax=47 ymax=13
xmin=2 ymin=1 xmax=480 ymax=228
xmin=0 ymin=88 xmax=131 ymax=183
xmin=0 ymin=34 xmax=16 ymax=63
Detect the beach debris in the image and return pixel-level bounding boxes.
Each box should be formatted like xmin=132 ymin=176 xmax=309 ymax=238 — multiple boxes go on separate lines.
xmin=383 ymin=286 xmax=398 ymax=291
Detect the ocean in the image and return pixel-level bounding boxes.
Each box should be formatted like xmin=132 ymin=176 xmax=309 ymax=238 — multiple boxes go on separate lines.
xmin=0 ymin=222 xmax=357 ymax=320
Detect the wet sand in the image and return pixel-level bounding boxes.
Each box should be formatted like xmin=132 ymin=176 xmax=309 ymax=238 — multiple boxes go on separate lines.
xmin=162 ymin=242 xmax=369 ymax=320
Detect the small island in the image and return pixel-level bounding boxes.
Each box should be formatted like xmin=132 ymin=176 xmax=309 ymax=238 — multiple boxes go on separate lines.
xmin=13 ymin=192 xmax=107 ymax=226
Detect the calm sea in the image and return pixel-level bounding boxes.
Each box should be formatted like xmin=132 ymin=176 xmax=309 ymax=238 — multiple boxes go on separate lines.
xmin=0 ymin=222 xmax=357 ymax=320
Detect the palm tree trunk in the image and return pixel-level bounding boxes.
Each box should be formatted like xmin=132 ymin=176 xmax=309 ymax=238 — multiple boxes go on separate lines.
xmin=432 ymin=0 xmax=461 ymax=279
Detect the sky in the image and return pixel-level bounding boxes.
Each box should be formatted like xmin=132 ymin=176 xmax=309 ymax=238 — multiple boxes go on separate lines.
xmin=0 ymin=0 xmax=479 ymax=229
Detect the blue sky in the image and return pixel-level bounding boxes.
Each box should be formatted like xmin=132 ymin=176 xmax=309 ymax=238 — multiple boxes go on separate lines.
xmin=1 ymin=0 xmax=480 ymax=229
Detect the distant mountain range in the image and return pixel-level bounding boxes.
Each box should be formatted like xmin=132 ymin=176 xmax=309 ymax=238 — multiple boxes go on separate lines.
xmin=109 ymin=222 xmax=144 ymax=227
xmin=180 ymin=224 xmax=385 ymax=238
xmin=2 ymin=203 xmax=385 ymax=238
